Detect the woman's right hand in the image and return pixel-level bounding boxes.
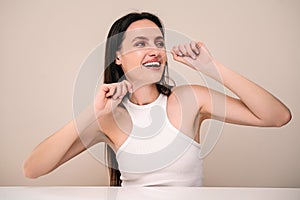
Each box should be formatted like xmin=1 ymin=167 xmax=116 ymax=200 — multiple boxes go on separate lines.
xmin=94 ymin=80 xmax=133 ymax=115
xmin=23 ymin=81 xmax=132 ymax=179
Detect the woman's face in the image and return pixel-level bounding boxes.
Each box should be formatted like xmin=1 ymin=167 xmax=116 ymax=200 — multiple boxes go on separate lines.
xmin=116 ymin=19 xmax=167 ymax=85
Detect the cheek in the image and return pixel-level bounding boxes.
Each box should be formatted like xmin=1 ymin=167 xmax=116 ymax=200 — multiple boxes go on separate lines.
xmin=121 ymin=51 xmax=145 ymax=71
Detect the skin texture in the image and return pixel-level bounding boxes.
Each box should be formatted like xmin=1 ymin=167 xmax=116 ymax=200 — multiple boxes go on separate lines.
xmin=23 ymin=19 xmax=291 ymax=179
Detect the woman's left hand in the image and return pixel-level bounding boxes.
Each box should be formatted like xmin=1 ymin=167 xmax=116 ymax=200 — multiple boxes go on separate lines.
xmin=171 ymin=41 xmax=214 ymax=72
xmin=172 ymin=41 xmax=291 ymax=128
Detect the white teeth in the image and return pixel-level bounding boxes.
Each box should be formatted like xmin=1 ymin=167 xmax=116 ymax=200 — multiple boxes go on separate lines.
xmin=143 ymin=62 xmax=160 ymax=67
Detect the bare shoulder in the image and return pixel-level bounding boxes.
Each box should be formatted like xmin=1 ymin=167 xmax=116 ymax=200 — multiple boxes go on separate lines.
xmin=169 ymin=84 xmax=209 ymax=108
xmin=97 ymin=105 xmax=132 ymax=149
xmin=97 ymin=106 xmax=131 ymax=133
xmin=171 ymin=84 xmax=208 ymax=94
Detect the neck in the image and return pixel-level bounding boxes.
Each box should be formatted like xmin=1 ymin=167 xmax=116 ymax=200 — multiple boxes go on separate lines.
xmin=130 ymin=84 xmax=159 ymax=105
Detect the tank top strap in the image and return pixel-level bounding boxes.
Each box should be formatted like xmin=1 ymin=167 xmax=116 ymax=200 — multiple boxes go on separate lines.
xmin=159 ymin=93 xmax=168 ymax=110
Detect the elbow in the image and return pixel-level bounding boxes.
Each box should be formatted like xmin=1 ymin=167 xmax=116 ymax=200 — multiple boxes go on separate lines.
xmin=23 ymin=159 xmax=40 ymax=179
xmin=261 ymin=108 xmax=292 ymax=127
xmin=273 ymin=109 xmax=292 ymax=127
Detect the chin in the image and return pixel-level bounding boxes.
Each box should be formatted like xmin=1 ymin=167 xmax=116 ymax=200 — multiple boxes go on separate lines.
xmin=125 ymin=66 xmax=164 ymax=85
xmin=139 ymin=76 xmax=162 ymax=84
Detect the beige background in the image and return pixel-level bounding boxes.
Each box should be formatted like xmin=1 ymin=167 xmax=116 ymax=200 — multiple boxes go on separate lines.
xmin=1 ymin=0 xmax=299 ymax=187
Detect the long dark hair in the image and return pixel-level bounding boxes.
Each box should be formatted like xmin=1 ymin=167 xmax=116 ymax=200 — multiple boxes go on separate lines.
xmin=104 ymin=12 xmax=172 ymax=186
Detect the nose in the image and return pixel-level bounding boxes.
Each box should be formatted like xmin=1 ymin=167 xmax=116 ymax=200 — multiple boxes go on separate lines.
xmin=148 ymin=49 xmax=159 ymax=57
xmin=147 ymin=44 xmax=163 ymax=57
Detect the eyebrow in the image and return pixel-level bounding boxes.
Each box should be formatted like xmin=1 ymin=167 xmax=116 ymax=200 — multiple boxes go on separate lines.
xmin=131 ymin=36 xmax=164 ymax=43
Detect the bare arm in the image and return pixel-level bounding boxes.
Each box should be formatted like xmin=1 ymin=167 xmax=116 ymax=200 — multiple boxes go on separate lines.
xmin=23 ymin=106 xmax=103 ymax=178
xmin=171 ymin=41 xmax=291 ymax=127
xmin=23 ymin=80 xmax=132 ymax=179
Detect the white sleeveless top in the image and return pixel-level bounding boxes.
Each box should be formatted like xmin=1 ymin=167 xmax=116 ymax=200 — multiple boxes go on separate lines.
xmin=116 ymin=93 xmax=203 ymax=187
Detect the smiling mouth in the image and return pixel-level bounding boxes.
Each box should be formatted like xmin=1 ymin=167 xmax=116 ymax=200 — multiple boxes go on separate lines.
xmin=142 ymin=61 xmax=161 ymax=69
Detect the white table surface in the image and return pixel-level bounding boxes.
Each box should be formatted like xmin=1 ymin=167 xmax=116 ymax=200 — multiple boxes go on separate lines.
xmin=1 ymin=187 xmax=300 ymax=200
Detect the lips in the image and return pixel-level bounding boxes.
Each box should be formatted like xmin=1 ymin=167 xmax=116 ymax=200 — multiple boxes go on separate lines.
xmin=142 ymin=59 xmax=161 ymax=68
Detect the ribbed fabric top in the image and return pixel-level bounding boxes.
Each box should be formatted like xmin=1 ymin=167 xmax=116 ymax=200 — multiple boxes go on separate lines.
xmin=116 ymin=93 xmax=203 ymax=187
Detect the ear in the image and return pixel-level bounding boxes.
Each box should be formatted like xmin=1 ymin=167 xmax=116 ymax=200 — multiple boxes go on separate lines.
xmin=115 ymin=51 xmax=122 ymax=65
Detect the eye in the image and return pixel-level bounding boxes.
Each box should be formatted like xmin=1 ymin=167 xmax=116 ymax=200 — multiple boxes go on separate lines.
xmin=156 ymin=41 xmax=165 ymax=48
xmin=134 ymin=41 xmax=146 ymax=47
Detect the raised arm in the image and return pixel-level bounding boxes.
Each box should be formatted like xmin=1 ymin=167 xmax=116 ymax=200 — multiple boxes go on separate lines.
xmin=23 ymin=80 xmax=132 ymax=178
xmin=171 ymin=41 xmax=291 ymax=127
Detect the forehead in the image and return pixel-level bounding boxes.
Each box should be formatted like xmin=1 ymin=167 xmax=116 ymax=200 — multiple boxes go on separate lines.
xmin=124 ymin=19 xmax=163 ymax=40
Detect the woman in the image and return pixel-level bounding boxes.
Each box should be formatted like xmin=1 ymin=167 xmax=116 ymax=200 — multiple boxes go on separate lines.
xmin=23 ymin=12 xmax=291 ymax=187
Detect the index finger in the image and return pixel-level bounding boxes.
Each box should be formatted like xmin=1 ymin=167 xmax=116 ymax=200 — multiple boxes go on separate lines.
xmin=122 ymin=80 xmax=133 ymax=93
